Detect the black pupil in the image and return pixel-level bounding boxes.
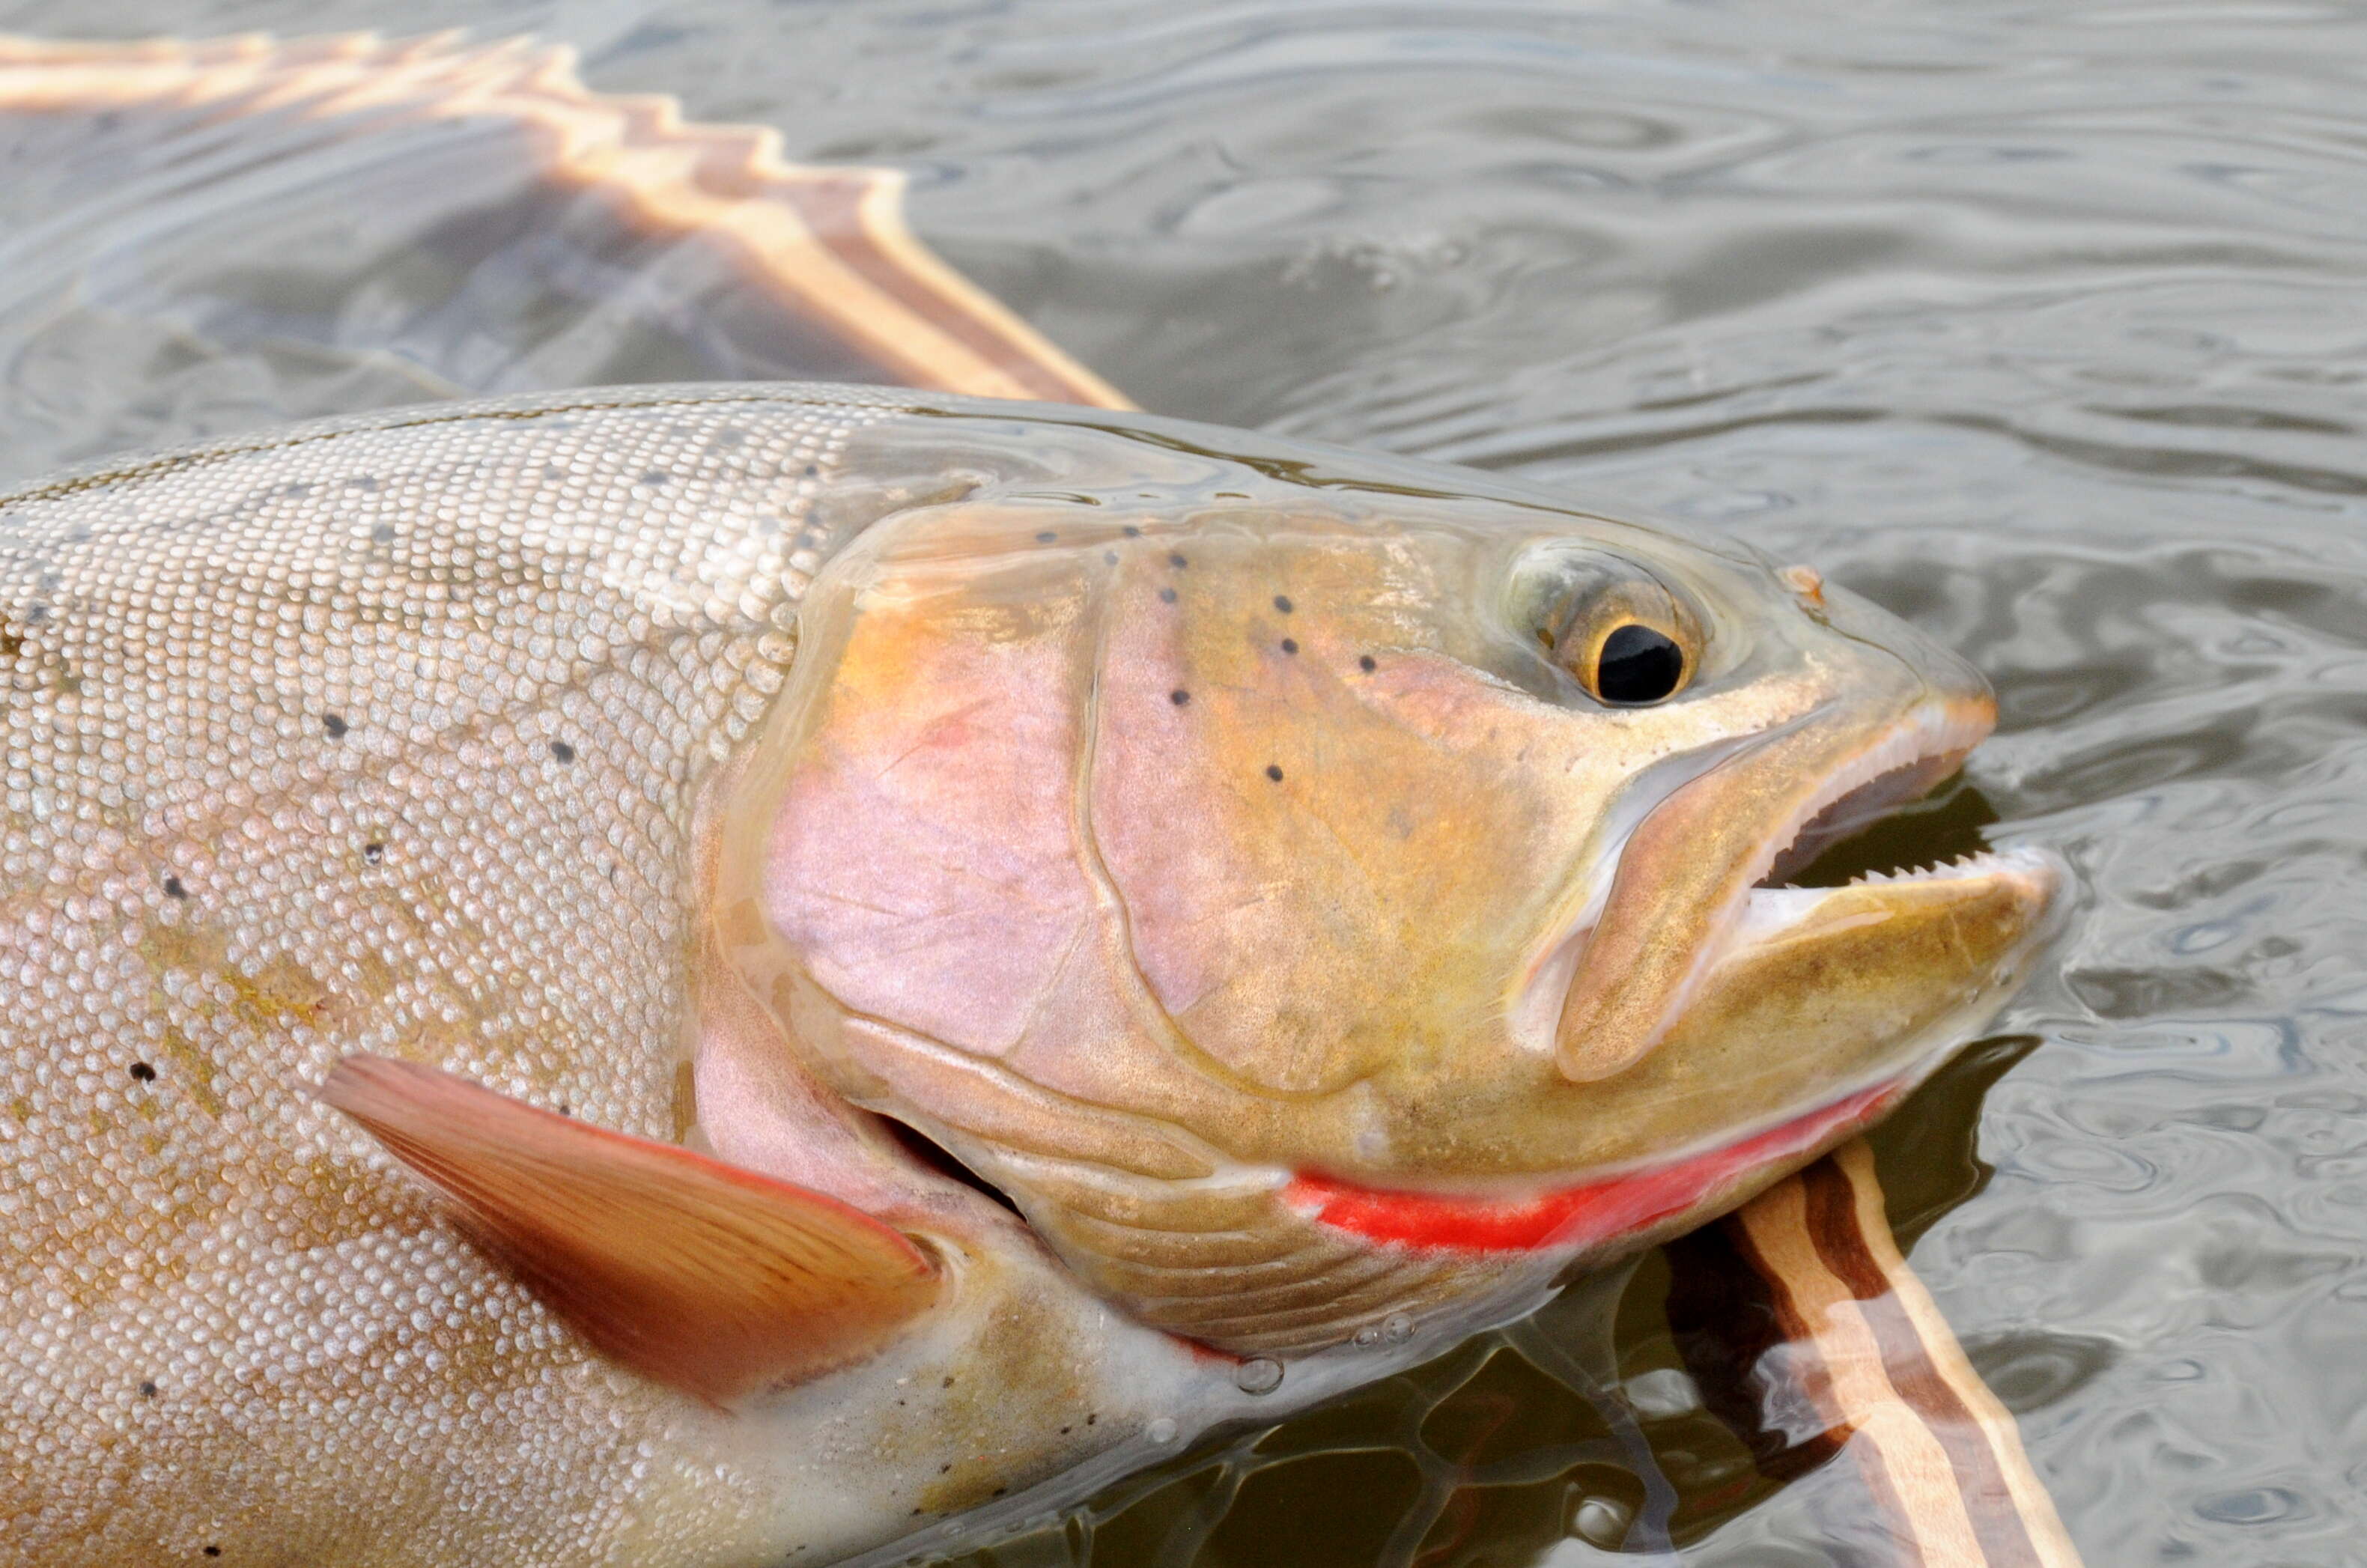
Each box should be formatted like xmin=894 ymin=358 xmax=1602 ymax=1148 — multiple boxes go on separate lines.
xmin=1594 ymin=622 xmax=1685 ymax=703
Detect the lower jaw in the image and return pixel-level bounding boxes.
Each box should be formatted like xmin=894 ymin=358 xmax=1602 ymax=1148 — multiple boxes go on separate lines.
xmin=1280 ymin=1079 xmax=1902 ymax=1255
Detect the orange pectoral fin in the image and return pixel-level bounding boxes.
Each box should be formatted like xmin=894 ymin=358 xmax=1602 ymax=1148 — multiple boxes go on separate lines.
xmin=319 ymin=1055 xmax=942 ymax=1407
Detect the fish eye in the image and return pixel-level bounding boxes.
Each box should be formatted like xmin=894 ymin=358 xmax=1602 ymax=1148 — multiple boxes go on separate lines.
xmin=1588 ymin=621 xmax=1687 ymax=705
xmin=1518 ymin=553 xmax=1701 ymax=707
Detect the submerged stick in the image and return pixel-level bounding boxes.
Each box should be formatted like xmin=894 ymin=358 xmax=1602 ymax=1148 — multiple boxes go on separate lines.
xmin=0 ymin=31 xmax=1125 ymax=408
xmin=1730 ymin=1143 xmax=2083 ymax=1567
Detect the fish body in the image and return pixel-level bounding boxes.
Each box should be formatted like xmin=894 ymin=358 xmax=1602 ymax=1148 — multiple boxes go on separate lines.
xmin=0 ymin=384 xmax=2056 ymax=1565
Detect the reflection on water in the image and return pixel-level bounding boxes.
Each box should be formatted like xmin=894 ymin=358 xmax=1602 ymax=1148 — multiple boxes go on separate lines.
xmin=4 ymin=1 xmax=2366 ymax=1564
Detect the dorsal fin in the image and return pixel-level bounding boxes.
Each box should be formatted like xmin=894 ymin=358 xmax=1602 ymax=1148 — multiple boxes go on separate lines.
xmin=319 ymin=1054 xmax=941 ymax=1406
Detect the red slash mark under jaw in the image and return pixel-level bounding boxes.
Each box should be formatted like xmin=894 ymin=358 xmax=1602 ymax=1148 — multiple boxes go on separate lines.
xmin=1280 ymin=1082 xmax=1899 ymax=1254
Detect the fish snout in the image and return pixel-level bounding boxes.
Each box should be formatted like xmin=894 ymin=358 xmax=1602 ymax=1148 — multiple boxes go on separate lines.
xmin=1551 ymin=669 xmax=2000 ymax=1085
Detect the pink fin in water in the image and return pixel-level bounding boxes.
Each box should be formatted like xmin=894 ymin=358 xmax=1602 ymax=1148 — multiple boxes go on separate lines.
xmin=318 ymin=1054 xmax=942 ymax=1406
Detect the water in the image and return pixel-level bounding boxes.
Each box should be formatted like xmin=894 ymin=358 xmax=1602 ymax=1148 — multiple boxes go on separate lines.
xmin=5 ymin=1 xmax=2366 ymax=1563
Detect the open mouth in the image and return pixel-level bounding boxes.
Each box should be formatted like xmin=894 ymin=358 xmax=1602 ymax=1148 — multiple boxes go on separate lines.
xmin=1714 ymin=696 xmax=2051 ymax=985
xmin=1528 ymin=690 xmax=2026 ymax=1083
xmin=1725 ymin=692 xmax=1999 ymax=923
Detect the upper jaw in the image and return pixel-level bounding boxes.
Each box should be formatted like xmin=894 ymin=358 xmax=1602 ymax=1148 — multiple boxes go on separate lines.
xmin=1538 ymin=684 xmax=2008 ymax=1083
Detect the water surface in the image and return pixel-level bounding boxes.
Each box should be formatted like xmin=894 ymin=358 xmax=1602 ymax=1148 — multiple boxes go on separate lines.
xmin=4 ymin=2 xmax=2365 ymax=1564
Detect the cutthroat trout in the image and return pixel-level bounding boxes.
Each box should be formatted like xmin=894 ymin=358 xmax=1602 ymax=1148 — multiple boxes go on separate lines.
xmin=0 ymin=383 xmax=2058 ymax=1566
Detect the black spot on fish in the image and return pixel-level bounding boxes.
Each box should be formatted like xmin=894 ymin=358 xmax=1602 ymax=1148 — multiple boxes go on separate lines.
xmin=363 ymin=842 xmax=385 ymax=864
xmin=1159 ymin=587 xmax=1179 ymax=604
xmin=1168 ymin=553 xmax=1188 ymax=569
xmin=322 ymin=714 xmax=348 ymax=740
xmin=550 ymin=741 xmax=576 ymax=764
xmin=0 ymin=631 xmax=19 ymax=657
xmin=1265 ymin=765 xmax=1285 ymax=782
xmin=1280 ymin=639 xmax=1298 ymax=655
xmin=203 ymin=1550 xmax=220 ymax=1560
xmin=129 ymin=1062 xmax=155 ymax=1084
xmin=1274 ymin=595 xmax=1293 ymax=613
xmin=1170 ymin=690 xmax=1191 ymax=705
xmin=1360 ymin=654 xmax=1378 ymax=672
xmin=639 ymin=470 xmax=672 ymax=487
xmin=369 ymin=523 xmax=397 ymax=545
xmin=1036 ymin=530 xmax=1058 ymax=543
xmin=345 ymin=475 xmax=380 ymax=492
xmin=163 ymin=876 xmax=186 ymax=900
xmin=541 ymin=464 xmax=568 ymax=483
xmin=1122 ymin=526 xmax=1143 ymax=538
xmin=1087 ymin=1413 xmax=1098 ymax=1425
xmin=279 ymin=482 xmax=312 ymax=499
xmin=137 ymin=1382 xmax=157 ymax=1399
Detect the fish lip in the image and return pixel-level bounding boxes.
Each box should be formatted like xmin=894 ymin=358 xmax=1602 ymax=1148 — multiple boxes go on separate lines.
xmin=1521 ymin=687 xmax=2002 ymax=1077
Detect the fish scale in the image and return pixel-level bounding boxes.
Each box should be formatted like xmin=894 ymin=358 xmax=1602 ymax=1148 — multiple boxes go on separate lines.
xmin=0 ymin=387 xmax=907 ymax=1563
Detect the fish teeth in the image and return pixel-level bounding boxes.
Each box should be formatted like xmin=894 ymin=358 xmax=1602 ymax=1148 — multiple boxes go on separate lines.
xmin=1844 ymin=850 xmax=2011 ymax=889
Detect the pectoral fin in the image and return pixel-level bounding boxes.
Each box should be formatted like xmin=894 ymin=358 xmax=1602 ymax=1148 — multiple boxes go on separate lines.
xmin=319 ymin=1054 xmax=941 ymax=1406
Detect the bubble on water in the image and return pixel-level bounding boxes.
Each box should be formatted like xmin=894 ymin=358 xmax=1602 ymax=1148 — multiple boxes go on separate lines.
xmin=1381 ymin=1313 xmax=1412 ymax=1344
xmin=1624 ymin=1367 xmax=1703 ymax=1418
xmin=1573 ymin=1496 xmax=1632 ymax=1547
xmin=1352 ymin=1325 xmax=1382 ymax=1347
xmin=1146 ymin=1417 xmax=1179 ymax=1444
xmin=1235 ymin=1358 xmax=1283 ymax=1395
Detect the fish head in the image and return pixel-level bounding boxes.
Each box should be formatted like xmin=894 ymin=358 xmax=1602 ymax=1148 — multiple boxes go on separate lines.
xmin=732 ymin=422 xmax=2058 ymax=1355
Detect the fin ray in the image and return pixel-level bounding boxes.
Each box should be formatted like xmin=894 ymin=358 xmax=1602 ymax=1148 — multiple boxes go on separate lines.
xmin=320 ymin=1054 xmax=941 ymax=1406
